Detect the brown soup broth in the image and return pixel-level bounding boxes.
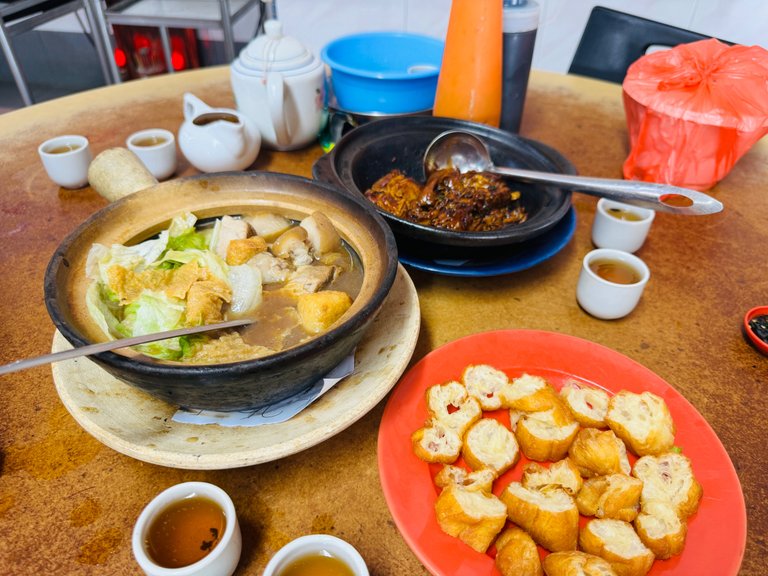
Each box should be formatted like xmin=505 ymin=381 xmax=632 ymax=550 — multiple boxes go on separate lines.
xmin=121 ymin=213 xmax=364 ymax=363
xmin=279 ymin=552 xmax=355 ymax=576
xmin=242 ymin=243 xmax=364 ymax=351
xmin=606 ymin=207 xmax=644 ymax=221
xmin=589 ymin=258 xmax=641 ymax=285
xmin=145 ymin=496 xmax=226 ymax=568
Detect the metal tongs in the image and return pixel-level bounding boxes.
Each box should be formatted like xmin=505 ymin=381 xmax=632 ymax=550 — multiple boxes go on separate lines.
xmin=0 ymin=319 xmax=253 ymax=376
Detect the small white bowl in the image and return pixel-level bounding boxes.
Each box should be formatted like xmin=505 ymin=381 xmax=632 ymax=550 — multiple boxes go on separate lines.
xmin=263 ymin=534 xmax=369 ymax=576
xmin=132 ymin=482 xmax=241 ymax=576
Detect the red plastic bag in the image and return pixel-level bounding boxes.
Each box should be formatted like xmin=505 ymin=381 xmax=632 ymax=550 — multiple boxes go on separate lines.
xmin=622 ymin=39 xmax=768 ymax=190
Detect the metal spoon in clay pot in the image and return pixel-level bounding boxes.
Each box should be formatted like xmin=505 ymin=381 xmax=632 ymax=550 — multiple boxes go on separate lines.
xmin=423 ymin=130 xmax=723 ymax=215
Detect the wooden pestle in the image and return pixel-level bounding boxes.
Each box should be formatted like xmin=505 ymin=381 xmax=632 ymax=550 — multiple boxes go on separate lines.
xmin=88 ymin=147 xmax=159 ymax=202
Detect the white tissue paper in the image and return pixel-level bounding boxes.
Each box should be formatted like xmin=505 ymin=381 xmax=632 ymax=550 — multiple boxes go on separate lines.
xmin=171 ymin=353 xmax=355 ymax=427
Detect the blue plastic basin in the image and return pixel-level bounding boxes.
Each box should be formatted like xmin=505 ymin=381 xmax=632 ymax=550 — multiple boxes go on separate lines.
xmin=321 ymin=32 xmax=444 ymax=114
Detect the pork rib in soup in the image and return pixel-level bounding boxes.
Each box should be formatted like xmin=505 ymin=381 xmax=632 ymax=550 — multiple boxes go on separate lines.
xmin=85 ymin=210 xmax=363 ymax=363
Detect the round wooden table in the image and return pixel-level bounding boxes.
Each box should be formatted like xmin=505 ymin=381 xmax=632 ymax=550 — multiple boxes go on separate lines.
xmin=0 ymin=67 xmax=763 ymax=575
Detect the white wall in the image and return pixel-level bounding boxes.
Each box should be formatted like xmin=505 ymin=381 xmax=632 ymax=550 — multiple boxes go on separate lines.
xmin=258 ymin=0 xmax=768 ymax=73
xmin=44 ymin=0 xmax=768 ymax=74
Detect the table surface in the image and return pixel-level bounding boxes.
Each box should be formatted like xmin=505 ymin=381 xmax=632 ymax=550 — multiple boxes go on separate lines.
xmin=0 ymin=66 xmax=764 ymax=575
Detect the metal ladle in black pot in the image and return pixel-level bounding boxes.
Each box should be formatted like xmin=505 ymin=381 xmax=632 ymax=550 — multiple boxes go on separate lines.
xmin=423 ymin=131 xmax=723 ymax=215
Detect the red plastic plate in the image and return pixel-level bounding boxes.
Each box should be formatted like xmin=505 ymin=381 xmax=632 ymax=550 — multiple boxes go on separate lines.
xmin=378 ymin=330 xmax=746 ymax=575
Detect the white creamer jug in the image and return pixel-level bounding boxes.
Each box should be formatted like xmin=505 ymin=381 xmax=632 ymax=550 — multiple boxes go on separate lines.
xmin=231 ymin=20 xmax=325 ymax=150
xmin=178 ymin=93 xmax=261 ymax=173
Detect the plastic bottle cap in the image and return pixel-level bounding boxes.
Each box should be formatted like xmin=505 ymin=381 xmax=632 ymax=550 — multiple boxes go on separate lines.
xmin=503 ymin=0 xmax=540 ymax=33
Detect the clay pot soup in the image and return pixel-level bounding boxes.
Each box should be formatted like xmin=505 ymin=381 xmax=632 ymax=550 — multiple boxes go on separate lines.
xmin=44 ymin=172 xmax=397 ymax=411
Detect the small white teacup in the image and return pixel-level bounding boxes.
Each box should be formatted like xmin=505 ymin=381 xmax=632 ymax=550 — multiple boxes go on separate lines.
xmin=38 ymin=134 xmax=92 ymax=188
xmin=591 ymin=198 xmax=654 ymax=253
xmin=127 ymin=128 xmax=177 ymax=180
xmin=132 ymin=482 xmax=241 ymax=576
xmin=263 ymin=534 xmax=369 ymax=576
xmin=577 ymin=248 xmax=650 ymax=320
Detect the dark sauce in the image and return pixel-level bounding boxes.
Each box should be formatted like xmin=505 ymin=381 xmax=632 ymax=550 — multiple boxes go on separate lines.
xmin=748 ymin=315 xmax=768 ymax=344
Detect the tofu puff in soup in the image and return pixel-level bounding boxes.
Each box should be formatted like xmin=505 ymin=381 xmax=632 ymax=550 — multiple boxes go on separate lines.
xmin=84 ymin=210 xmax=363 ymax=364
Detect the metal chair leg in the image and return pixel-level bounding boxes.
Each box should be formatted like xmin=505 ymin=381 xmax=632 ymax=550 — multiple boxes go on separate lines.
xmin=82 ymin=0 xmax=116 ymax=85
xmin=0 ymin=23 xmax=33 ymax=106
xmin=219 ymin=0 xmax=235 ymax=63
xmin=159 ymin=25 xmax=173 ymax=74
xmin=87 ymin=0 xmax=121 ymax=83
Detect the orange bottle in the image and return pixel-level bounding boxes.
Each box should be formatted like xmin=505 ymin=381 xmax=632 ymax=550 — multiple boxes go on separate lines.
xmin=433 ymin=0 xmax=503 ymax=127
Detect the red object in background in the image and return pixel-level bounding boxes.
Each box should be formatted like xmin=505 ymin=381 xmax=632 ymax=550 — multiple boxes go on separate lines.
xmin=622 ymin=39 xmax=768 ymax=190
xmin=112 ymin=25 xmax=200 ymax=80
xmin=114 ymin=47 xmax=127 ymax=69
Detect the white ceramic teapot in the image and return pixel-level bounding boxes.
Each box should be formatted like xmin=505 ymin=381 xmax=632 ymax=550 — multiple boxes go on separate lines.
xmin=231 ymin=20 xmax=325 ymax=151
xmin=178 ymin=93 xmax=261 ymax=173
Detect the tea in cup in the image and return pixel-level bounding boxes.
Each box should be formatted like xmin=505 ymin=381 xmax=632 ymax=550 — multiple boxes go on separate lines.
xmin=591 ymin=198 xmax=654 ymax=253
xmin=132 ymin=482 xmax=241 ymax=576
xmin=577 ymin=248 xmax=650 ymax=320
xmin=38 ymin=135 xmax=92 ymax=188
xmin=126 ymin=128 xmax=177 ymax=180
xmin=263 ymin=534 xmax=369 ymax=576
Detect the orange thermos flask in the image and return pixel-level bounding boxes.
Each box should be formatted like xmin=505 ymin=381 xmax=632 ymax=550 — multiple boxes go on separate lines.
xmin=433 ymin=0 xmax=503 ymax=127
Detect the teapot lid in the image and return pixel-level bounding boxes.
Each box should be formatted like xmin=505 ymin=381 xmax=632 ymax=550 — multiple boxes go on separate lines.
xmin=238 ymin=20 xmax=316 ymax=73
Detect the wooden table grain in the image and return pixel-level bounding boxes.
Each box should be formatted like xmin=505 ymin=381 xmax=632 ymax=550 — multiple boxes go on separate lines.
xmin=0 ymin=67 xmax=764 ymax=575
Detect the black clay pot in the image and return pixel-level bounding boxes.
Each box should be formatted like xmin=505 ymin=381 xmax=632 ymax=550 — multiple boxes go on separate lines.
xmin=312 ymin=116 xmax=576 ymax=253
xmin=44 ymin=172 xmax=398 ymax=411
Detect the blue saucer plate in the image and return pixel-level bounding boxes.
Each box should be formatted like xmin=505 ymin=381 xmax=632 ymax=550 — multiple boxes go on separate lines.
xmin=398 ymin=207 xmax=576 ymax=277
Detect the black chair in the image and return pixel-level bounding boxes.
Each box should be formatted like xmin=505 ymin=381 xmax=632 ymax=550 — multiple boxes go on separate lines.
xmin=569 ymin=6 xmax=728 ymax=83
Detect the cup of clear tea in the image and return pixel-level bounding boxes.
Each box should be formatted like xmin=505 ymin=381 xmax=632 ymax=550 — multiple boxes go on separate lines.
xmin=263 ymin=534 xmax=369 ymax=576
xmin=132 ymin=482 xmax=241 ymax=576
xmin=38 ymin=134 xmax=92 ymax=188
xmin=577 ymin=248 xmax=650 ymax=320
xmin=126 ymin=128 xmax=177 ymax=180
xmin=591 ymin=198 xmax=654 ymax=253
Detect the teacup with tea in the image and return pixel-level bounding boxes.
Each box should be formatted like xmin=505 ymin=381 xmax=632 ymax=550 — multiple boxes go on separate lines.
xmin=38 ymin=134 xmax=92 ymax=188
xmin=263 ymin=534 xmax=369 ymax=576
xmin=126 ymin=128 xmax=177 ymax=180
xmin=132 ymin=481 xmax=241 ymax=576
xmin=577 ymin=248 xmax=650 ymax=320
xmin=591 ymin=198 xmax=654 ymax=253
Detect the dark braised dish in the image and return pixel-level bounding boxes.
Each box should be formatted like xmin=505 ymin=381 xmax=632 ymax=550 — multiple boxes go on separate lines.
xmin=364 ymin=168 xmax=527 ymax=232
